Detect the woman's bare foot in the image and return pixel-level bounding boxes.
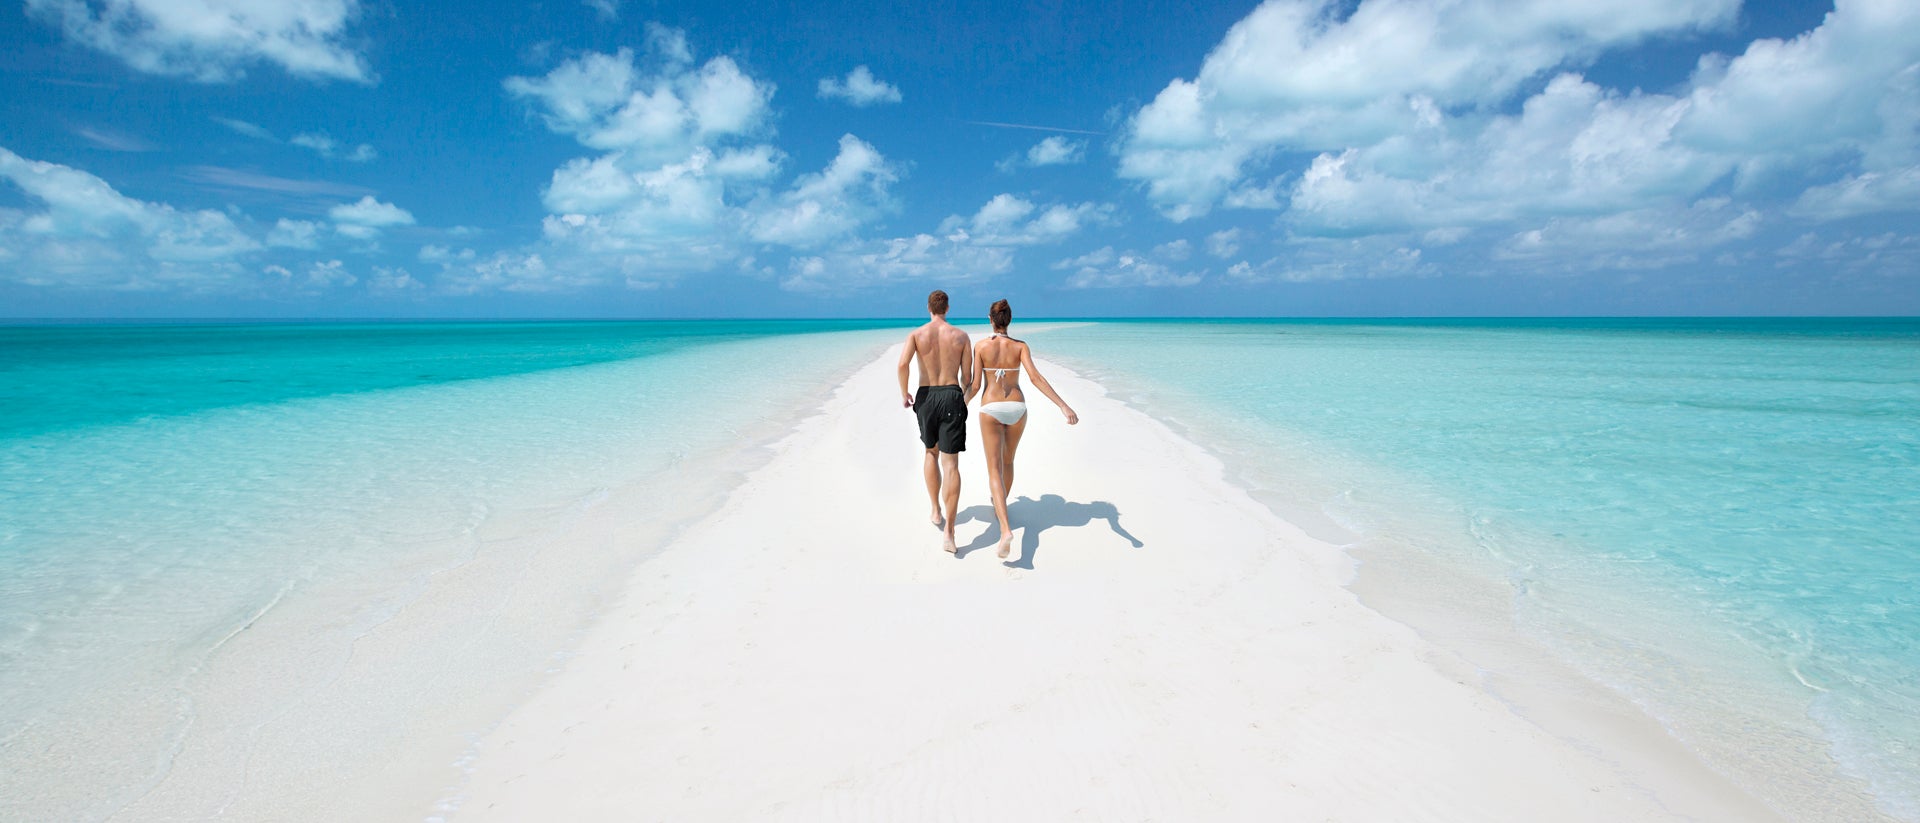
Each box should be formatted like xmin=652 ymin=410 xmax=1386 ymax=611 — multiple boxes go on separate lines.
xmin=996 ymin=531 xmax=1013 ymax=558
xmin=930 ymin=507 xmax=944 ymax=529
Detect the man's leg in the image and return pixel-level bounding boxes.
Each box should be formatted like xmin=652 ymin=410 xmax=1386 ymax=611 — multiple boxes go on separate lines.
xmin=923 ymin=448 xmax=943 ymax=527
xmin=939 ymin=450 xmax=961 ymax=552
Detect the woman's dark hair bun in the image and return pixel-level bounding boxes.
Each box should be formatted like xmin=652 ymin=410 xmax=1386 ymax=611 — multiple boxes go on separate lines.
xmin=988 ymin=299 xmax=1012 ymax=329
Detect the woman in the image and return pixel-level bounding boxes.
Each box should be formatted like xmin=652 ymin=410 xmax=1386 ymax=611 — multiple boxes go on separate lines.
xmin=968 ymin=299 xmax=1078 ymax=559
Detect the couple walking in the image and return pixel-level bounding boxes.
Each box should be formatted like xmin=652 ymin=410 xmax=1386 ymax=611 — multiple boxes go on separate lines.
xmin=895 ymin=290 xmax=1078 ymax=556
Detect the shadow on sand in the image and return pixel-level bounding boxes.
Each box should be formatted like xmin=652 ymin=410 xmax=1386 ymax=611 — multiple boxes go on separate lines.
xmin=957 ymin=494 xmax=1143 ymax=569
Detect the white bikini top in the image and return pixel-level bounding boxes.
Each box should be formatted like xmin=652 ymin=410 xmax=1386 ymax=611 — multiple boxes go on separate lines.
xmin=982 ymin=333 xmax=1021 ymax=377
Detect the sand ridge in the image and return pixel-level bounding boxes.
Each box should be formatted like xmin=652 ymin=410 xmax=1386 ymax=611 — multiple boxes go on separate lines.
xmin=443 ymin=345 xmax=1780 ymax=821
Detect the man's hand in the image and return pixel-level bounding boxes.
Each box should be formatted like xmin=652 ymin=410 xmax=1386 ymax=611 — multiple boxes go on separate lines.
xmin=903 ymin=393 xmax=915 ymax=409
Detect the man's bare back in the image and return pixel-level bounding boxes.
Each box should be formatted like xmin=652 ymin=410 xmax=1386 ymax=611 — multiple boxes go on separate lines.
xmin=901 ymin=320 xmax=973 ymax=394
xmin=897 ymin=290 xmax=973 ymax=553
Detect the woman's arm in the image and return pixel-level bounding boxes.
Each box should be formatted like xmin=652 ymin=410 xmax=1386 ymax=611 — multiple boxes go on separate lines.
xmin=1020 ymin=344 xmax=1078 ymax=425
xmin=965 ymin=340 xmax=983 ymax=404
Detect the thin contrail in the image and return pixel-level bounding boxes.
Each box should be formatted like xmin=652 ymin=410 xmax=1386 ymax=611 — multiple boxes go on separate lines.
xmin=963 ymin=120 xmax=1107 ymax=136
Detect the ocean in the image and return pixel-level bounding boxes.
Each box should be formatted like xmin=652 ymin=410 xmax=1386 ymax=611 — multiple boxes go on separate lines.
xmin=0 ymin=320 xmax=904 ymax=820
xmin=1028 ymin=318 xmax=1920 ymax=822
xmin=6 ymin=317 xmax=1916 ymax=821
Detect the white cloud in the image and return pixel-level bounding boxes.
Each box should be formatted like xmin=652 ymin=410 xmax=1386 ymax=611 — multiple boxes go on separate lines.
xmin=498 ymin=30 xmax=931 ymax=290
xmin=73 ymin=126 xmax=155 ymax=152
xmin=1493 ymin=199 xmax=1763 ymax=270
xmin=290 ymin=132 xmax=377 ymax=162
xmin=748 ymin=134 xmax=899 ymax=248
xmin=1113 ymin=0 xmax=1920 ymax=267
xmin=1026 ymin=136 xmax=1085 ymax=166
xmin=775 ymin=192 xmax=1105 ymax=291
xmin=266 ymin=218 xmax=321 ymax=248
xmin=1205 ymin=228 xmax=1242 ymax=258
xmin=418 ymin=244 xmax=475 ymax=264
xmin=26 ymin=0 xmax=374 ymax=84
xmin=328 ymin=195 xmax=415 ymax=238
xmin=1773 ymin=230 xmax=1920 ymax=275
xmin=369 ymin=265 xmax=421 ymax=292
xmin=998 ymin=135 xmax=1087 ymax=171
xmin=0 ymin=146 xmax=259 ymax=287
xmin=505 ymin=32 xmax=774 ymax=160
xmin=937 ymin=194 xmax=1113 ymax=246
xmin=1792 ymin=167 xmax=1920 ymax=221
xmin=1117 ymin=0 xmax=1741 ymax=219
xmin=1225 ymin=237 xmax=1434 ymax=283
xmin=782 ymin=236 xmax=1013 ymax=292
xmin=817 ymin=65 xmax=902 ymax=107
xmin=303 ymin=258 xmax=355 ymax=287
xmin=212 ymin=116 xmax=275 ymax=141
xmin=582 ymin=0 xmax=618 ymax=20
xmin=1054 ymin=242 xmax=1203 ymax=289
xmin=432 ymin=251 xmax=608 ymax=295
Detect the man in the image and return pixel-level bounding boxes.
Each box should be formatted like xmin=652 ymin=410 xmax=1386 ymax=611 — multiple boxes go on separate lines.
xmin=897 ymin=289 xmax=973 ymax=553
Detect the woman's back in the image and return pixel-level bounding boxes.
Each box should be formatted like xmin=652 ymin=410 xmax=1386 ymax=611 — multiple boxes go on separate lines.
xmin=976 ymin=334 xmax=1025 ymax=403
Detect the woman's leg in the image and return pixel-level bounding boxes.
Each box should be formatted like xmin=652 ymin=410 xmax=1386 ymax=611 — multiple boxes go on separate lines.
xmin=1002 ymin=414 xmax=1028 ymax=502
xmin=979 ymin=413 xmax=1013 ymax=557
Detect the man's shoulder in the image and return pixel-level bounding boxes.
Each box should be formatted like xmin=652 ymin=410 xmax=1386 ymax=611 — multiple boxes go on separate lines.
xmin=940 ymin=325 xmax=971 ymax=346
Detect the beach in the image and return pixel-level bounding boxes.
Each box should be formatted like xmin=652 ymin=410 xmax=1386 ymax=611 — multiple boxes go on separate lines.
xmin=440 ymin=343 xmax=1789 ymax=821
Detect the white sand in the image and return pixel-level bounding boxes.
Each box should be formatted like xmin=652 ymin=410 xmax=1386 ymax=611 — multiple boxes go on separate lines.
xmin=443 ymin=346 xmax=1783 ymax=821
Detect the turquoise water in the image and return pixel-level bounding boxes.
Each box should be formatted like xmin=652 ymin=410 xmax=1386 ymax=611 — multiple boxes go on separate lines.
xmin=1031 ymin=319 xmax=1920 ymax=821
xmin=0 ymin=320 xmax=902 ymax=819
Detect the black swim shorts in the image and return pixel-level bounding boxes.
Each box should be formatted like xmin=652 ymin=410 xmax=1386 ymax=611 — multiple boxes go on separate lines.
xmin=914 ymin=385 xmax=967 ymax=453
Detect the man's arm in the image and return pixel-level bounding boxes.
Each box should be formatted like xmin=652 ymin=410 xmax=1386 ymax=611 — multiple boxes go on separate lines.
xmin=896 ymin=334 xmax=917 ymax=408
xmin=961 ymin=334 xmax=976 ymax=402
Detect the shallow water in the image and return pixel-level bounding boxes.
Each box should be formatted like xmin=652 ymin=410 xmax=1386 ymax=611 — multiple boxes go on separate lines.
xmin=0 ymin=320 xmax=903 ymax=820
xmin=1031 ymin=318 xmax=1920 ymax=822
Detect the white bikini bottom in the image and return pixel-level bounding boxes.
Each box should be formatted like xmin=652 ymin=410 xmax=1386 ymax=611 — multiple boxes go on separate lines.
xmin=980 ymin=401 xmax=1027 ymax=425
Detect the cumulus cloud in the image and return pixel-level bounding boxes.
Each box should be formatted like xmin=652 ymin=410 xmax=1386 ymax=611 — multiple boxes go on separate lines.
xmin=505 ymin=28 xmax=774 ymax=161
xmin=817 ymin=65 xmax=902 ymax=107
xmin=1773 ymin=230 xmax=1920 ymax=275
xmin=500 ymin=29 xmax=927 ymax=289
xmin=428 ymin=250 xmax=609 ymax=295
xmin=1792 ymin=167 xmax=1920 ymax=221
xmin=368 ymin=265 xmax=421 ymax=292
xmin=1117 ymin=0 xmax=1740 ymax=219
xmin=0 ymin=146 xmax=259 ymax=287
xmin=290 ymin=132 xmax=377 ymax=162
xmin=748 ymin=134 xmax=899 ymax=247
xmin=1055 ymin=244 xmax=1203 ymax=289
xmin=328 ymin=195 xmax=415 ymax=238
xmin=998 ymin=135 xmax=1087 ymax=171
xmin=1225 ymin=236 xmax=1435 ymax=283
xmin=1026 ymin=136 xmax=1084 ymax=166
xmin=937 ymin=194 xmax=1113 ymax=246
xmin=1493 ymin=199 xmax=1762 ymax=269
xmin=778 ymin=192 xmax=1107 ymax=291
xmin=782 ymin=237 xmax=1013 ymax=292
xmin=1205 ymin=228 xmax=1242 ymax=258
xmin=266 ymin=218 xmax=321 ymax=248
xmin=582 ymin=0 xmax=618 ymax=21
xmin=25 ymin=0 xmax=374 ymax=83
xmin=1115 ymin=0 xmax=1920 ymax=264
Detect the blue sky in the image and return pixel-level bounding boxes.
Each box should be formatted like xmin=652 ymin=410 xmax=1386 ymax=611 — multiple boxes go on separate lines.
xmin=1 ymin=0 xmax=1915 ymax=317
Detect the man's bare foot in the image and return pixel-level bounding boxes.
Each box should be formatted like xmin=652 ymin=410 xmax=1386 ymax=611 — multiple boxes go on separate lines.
xmin=995 ymin=533 xmax=1013 ymax=559
xmin=943 ymin=534 xmax=958 ymax=554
